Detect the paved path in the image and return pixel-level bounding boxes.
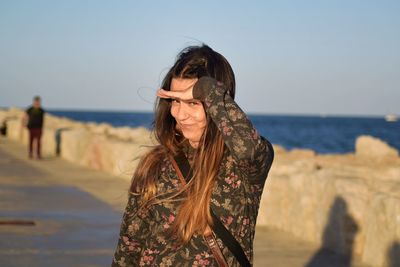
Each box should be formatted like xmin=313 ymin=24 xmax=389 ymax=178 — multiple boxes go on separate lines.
xmin=0 ymin=137 xmax=369 ymax=267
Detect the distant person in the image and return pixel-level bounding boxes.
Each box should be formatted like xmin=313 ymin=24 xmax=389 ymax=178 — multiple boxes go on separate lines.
xmin=112 ymin=45 xmax=274 ymax=266
xmin=23 ymin=96 xmax=45 ymax=159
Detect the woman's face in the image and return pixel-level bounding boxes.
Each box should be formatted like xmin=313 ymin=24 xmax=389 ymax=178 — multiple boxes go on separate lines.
xmin=170 ymin=78 xmax=207 ymax=148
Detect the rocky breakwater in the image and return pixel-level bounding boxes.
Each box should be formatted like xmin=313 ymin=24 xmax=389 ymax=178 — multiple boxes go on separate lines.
xmin=1 ymin=108 xmax=399 ymax=266
xmin=258 ymin=135 xmax=400 ymax=267
xmin=0 ymin=108 xmax=154 ymax=177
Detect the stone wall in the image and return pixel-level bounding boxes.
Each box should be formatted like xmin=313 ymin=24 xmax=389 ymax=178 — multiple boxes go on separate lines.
xmin=258 ymin=137 xmax=400 ymax=267
xmin=0 ymin=108 xmax=154 ymax=177
xmin=1 ymin=108 xmax=399 ymax=267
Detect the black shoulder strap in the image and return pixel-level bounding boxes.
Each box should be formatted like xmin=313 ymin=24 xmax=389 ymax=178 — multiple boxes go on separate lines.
xmin=210 ymin=209 xmax=251 ymax=267
xmin=174 ymin=152 xmax=251 ymax=267
xmin=174 ymin=151 xmax=193 ymax=182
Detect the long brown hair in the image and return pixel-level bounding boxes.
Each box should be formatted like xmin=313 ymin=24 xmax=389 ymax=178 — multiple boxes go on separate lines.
xmin=131 ymin=45 xmax=236 ymax=243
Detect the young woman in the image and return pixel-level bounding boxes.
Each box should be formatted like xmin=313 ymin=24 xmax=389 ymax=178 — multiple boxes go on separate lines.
xmin=112 ymin=45 xmax=274 ymax=266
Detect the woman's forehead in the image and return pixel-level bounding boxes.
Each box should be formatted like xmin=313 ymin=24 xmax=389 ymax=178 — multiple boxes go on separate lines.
xmin=170 ymin=78 xmax=198 ymax=92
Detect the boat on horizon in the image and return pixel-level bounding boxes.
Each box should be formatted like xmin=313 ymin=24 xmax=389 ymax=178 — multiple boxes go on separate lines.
xmin=385 ymin=114 xmax=398 ymax=122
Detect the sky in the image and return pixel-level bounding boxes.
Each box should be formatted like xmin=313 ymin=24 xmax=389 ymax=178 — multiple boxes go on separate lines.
xmin=1 ymin=0 xmax=399 ymax=116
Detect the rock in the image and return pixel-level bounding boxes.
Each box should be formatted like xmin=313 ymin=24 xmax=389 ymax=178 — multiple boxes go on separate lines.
xmin=6 ymin=117 xmax=25 ymax=142
xmin=362 ymin=194 xmax=400 ymax=266
xmin=3 ymin=107 xmax=400 ymax=267
xmin=107 ymin=126 xmax=154 ymax=144
xmin=259 ymin=140 xmax=400 ymax=267
xmin=0 ymin=110 xmax=7 ymax=123
xmin=356 ymin=135 xmax=399 ymax=161
xmin=272 ymin=144 xmax=287 ymax=154
xmin=87 ymin=122 xmax=113 ymax=135
xmin=60 ymin=129 xmax=92 ymax=165
xmin=289 ymin=148 xmax=316 ymax=158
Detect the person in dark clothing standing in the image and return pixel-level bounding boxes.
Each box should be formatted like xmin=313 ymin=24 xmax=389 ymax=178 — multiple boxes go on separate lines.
xmin=24 ymin=96 xmax=45 ymax=159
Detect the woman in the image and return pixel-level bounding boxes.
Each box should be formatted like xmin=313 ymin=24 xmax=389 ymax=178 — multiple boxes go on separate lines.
xmin=112 ymin=45 xmax=274 ymax=266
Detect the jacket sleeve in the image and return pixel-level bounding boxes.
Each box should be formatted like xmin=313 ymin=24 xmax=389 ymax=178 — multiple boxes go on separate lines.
xmin=112 ymin=194 xmax=144 ymax=266
xmin=193 ymin=77 xmax=274 ymax=184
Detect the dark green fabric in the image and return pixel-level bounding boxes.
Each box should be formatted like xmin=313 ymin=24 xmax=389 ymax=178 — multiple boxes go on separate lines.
xmin=26 ymin=107 xmax=45 ymax=129
xmin=112 ymin=77 xmax=274 ymax=267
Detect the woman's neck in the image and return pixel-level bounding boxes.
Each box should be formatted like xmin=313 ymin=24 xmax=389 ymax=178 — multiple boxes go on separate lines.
xmin=189 ymin=140 xmax=199 ymax=148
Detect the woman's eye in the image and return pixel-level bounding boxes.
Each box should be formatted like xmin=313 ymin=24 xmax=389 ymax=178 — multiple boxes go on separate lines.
xmin=189 ymin=101 xmax=200 ymax=106
xmin=171 ymin=99 xmax=180 ymax=103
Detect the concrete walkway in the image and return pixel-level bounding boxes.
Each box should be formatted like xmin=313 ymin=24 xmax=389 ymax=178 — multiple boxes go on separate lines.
xmin=0 ymin=137 xmax=369 ymax=267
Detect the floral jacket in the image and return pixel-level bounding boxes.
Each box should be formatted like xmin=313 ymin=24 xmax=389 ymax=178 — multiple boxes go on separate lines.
xmin=112 ymin=77 xmax=274 ymax=266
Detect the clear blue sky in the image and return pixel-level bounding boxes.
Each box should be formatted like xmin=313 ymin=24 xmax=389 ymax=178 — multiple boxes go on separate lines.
xmin=1 ymin=0 xmax=399 ymax=116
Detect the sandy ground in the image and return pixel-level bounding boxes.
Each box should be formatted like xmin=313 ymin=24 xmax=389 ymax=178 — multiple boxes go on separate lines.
xmin=0 ymin=137 xmax=369 ymax=267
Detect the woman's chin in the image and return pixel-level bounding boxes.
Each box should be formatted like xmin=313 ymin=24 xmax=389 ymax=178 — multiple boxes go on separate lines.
xmin=182 ymin=133 xmax=200 ymax=145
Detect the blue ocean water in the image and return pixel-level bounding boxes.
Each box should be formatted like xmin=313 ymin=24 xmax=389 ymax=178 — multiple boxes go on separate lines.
xmin=49 ymin=110 xmax=400 ymax=154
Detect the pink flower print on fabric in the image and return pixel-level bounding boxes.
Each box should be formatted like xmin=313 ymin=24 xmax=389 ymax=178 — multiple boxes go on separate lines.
xmin=224 ymin=173 xmax=241 ymax=189
xmin=192 ymin=252 xmax=212 ymax=266
xmin=162 ymin=214 xmax=175 ymax=229
xmin=139 ymin=248 xmax=160 ymax=266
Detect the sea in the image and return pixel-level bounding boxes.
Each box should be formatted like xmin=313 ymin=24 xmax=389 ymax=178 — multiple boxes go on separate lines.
xmin=48 ymin=110 xmax=400 ymax=154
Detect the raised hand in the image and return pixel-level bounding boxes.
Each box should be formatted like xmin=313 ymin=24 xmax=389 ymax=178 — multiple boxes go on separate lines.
xmin=156 ymin=78 xmax=198 ymax=102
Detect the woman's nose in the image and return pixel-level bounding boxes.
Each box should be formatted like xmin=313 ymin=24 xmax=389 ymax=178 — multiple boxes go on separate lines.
xmin=176 ymin=103 xmax=189 ymax=120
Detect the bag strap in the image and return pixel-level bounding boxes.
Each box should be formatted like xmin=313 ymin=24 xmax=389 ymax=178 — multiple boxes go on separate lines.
xmin=204 ymin=230 xmax=229 ymax=267
xmin=210 ymin=210 xmax=251 ymax=267
xmin=172 ymin=152 xmax=251 ymax=267
xmin=170 ymin=152 xmax=228 ymax=267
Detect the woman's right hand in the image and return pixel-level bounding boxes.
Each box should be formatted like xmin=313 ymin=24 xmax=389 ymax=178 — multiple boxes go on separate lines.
xmin=156 ymin=78 xmax=198 ymax=102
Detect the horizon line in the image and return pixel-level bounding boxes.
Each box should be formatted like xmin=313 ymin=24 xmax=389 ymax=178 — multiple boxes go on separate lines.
xmin=1 ymin=106 xmax=395 ymax=119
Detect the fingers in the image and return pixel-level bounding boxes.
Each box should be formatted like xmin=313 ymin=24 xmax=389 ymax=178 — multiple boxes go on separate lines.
xmin=156 ymin=78 xmax=198 ymax=100
xmin=156 ymin=89 xmax=177 ymax=99
xmin=156 ymin=88 xmax=193 ymax=101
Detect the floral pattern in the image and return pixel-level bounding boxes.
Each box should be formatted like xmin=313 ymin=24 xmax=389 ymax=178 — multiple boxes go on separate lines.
xmin=112 ymin=77 xmax=274 ymax=266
